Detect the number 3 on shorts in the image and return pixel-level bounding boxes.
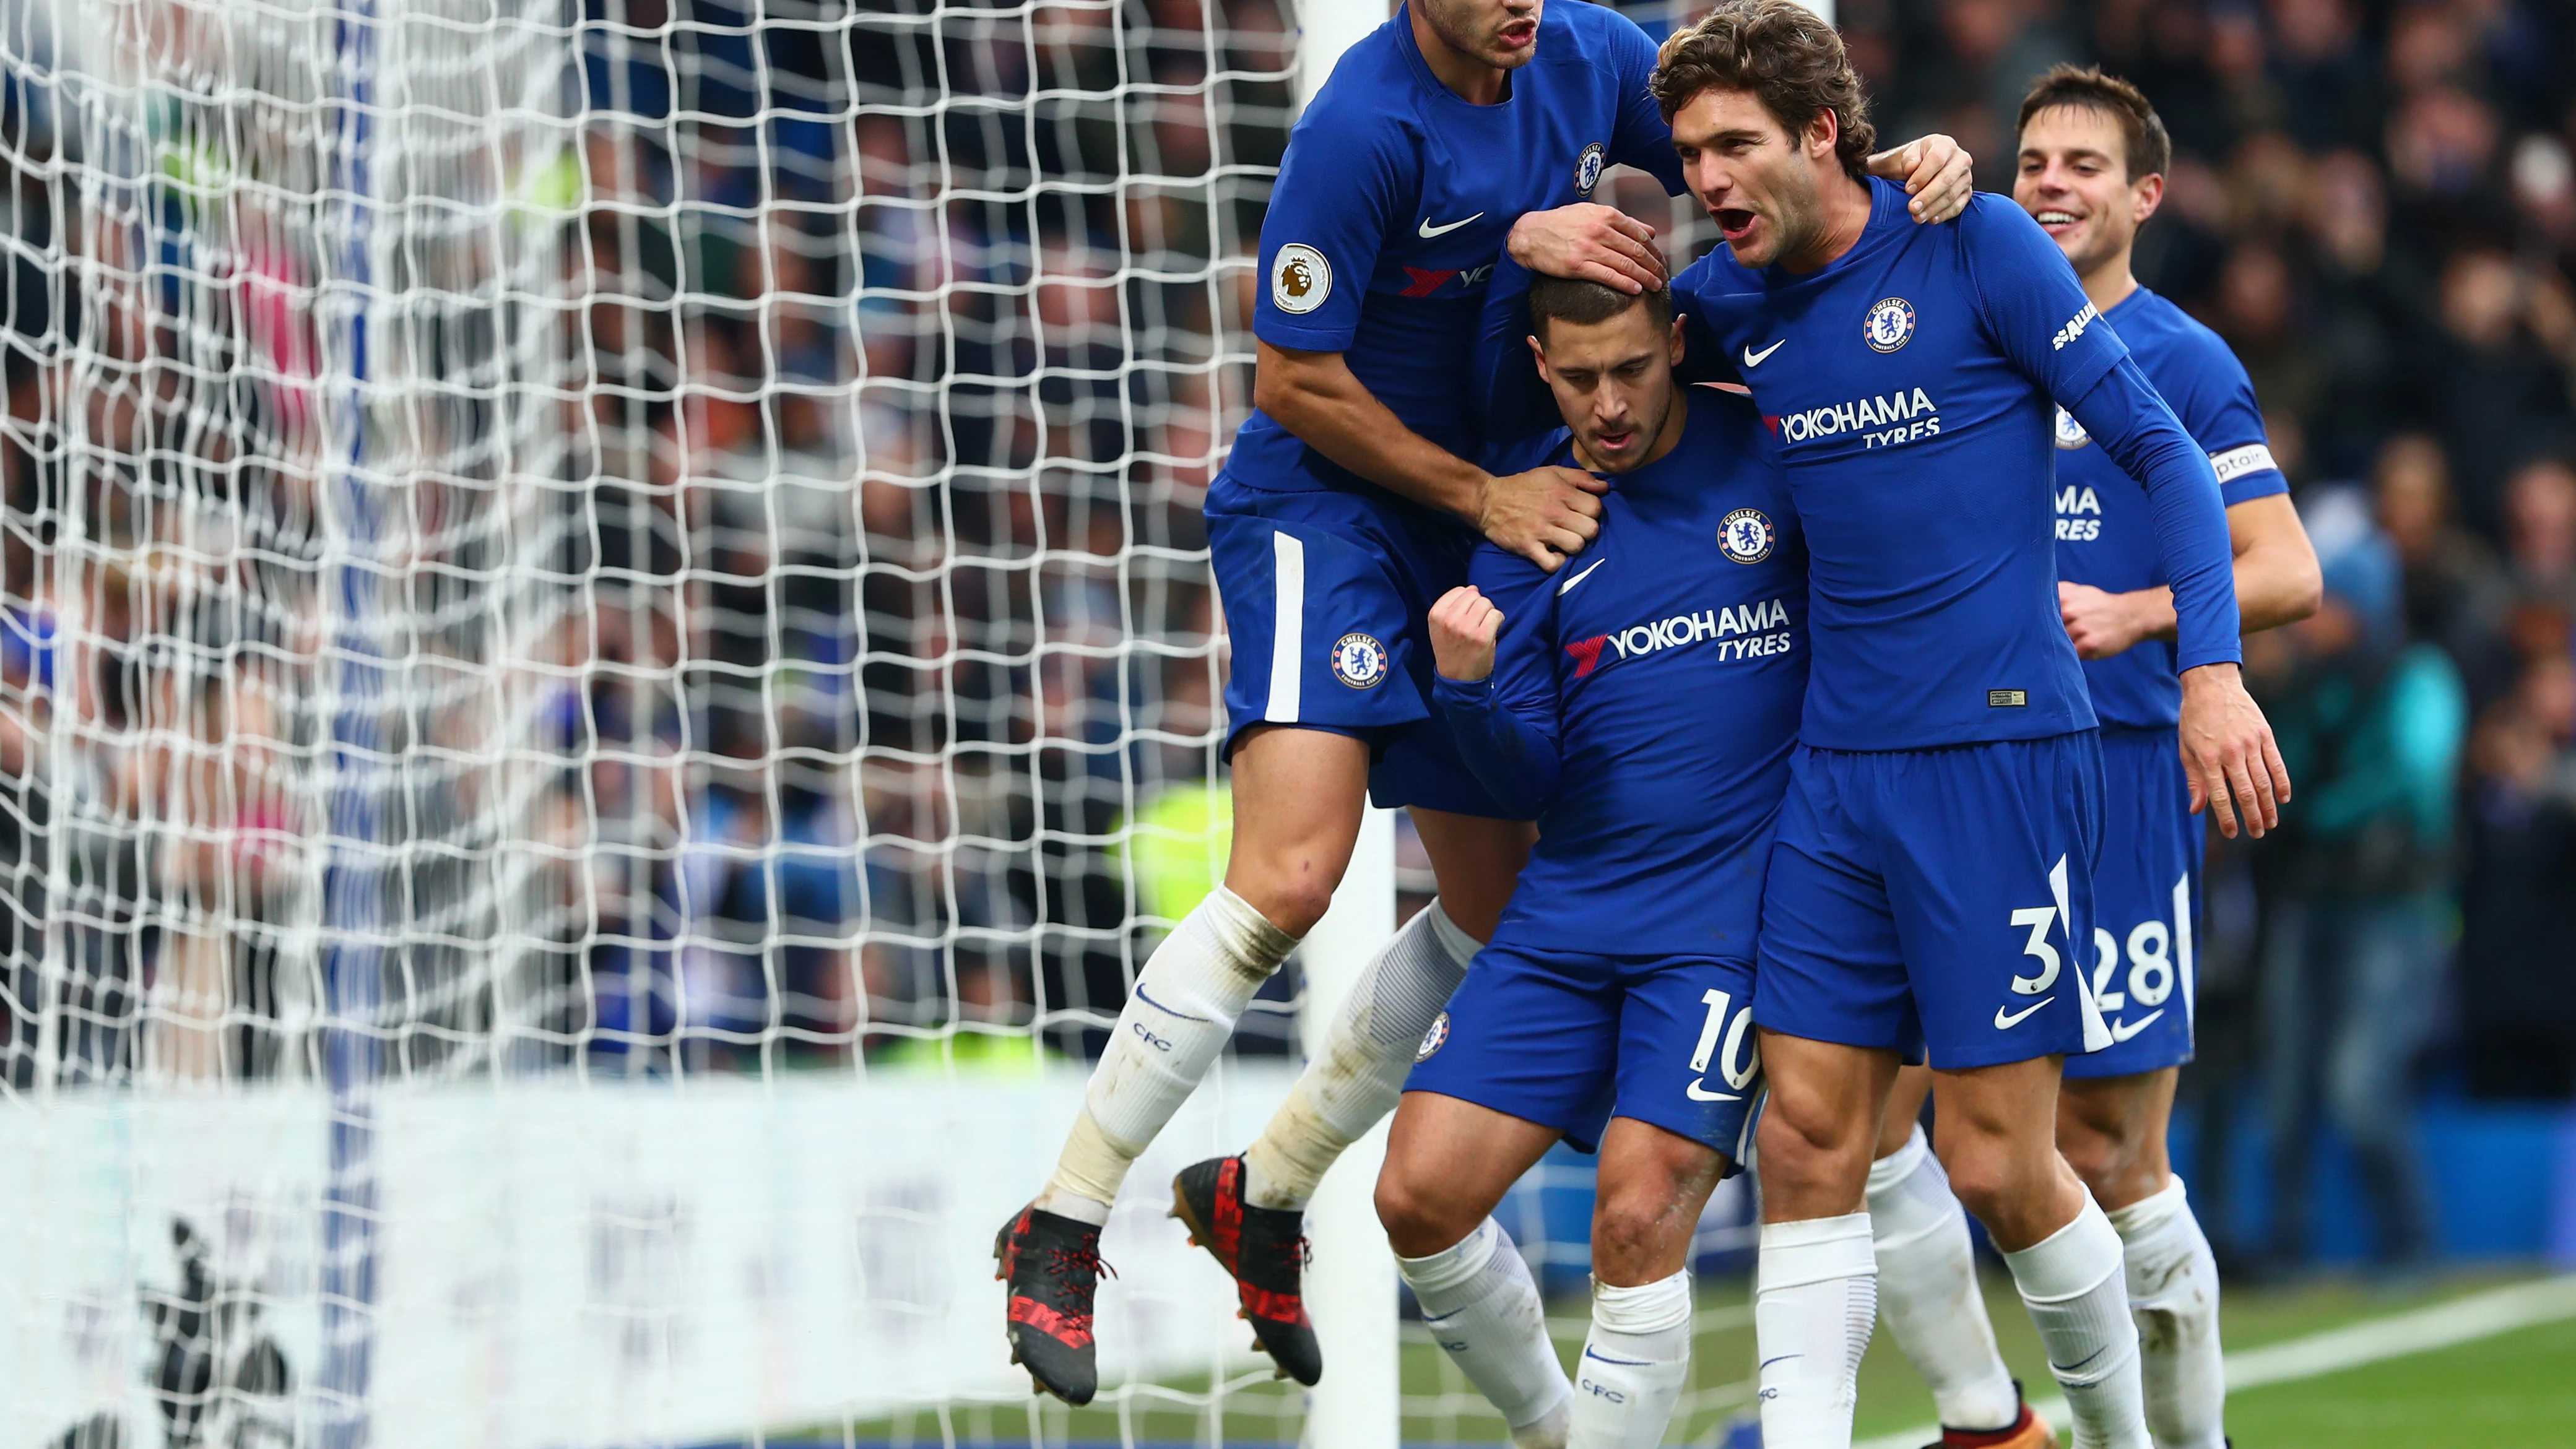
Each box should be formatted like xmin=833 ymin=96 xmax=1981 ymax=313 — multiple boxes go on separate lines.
xmin=2008 ymin=906 xmax=2059 ymax=995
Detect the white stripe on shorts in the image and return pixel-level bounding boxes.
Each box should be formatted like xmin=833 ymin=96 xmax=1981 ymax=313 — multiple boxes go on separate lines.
xmin=1266 ymin=530 xmax=1305 ymax=722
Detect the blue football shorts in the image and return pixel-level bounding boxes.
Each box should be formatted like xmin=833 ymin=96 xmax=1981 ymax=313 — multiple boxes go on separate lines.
xmin=1206 ymin=474 xmax=1515 ymax=818
xmin=2062 ymin=727 xmax=2201 ymax=1079
xmin=1756 ymin=732 xmax=2114 ymax=1070
xmin=1403 ymin=938 xmax=1760 ymax=1169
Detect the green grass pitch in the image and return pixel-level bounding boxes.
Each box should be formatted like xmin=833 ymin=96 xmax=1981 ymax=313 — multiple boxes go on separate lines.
xmin=842 ymin=1270 xmax=2576 ymax=1446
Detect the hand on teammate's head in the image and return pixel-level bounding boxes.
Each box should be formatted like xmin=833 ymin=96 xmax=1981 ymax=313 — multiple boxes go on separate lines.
xmin=1507 ymin=205 xmax=1667 ymax=294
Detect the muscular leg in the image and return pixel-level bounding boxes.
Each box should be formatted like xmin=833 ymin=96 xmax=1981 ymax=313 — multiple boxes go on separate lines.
xmin=1410 ymin=807 xmax=1538 ymax=941
xmin=1239 ymin=805 xmax=1535 ymax=1209
xmin=1876 ymin=1062 xmax=1932 ymax=1160
xmin=1220 ymin=725 xmax=1373 ymax=935
xmin=1573 ymin=1119 xmax=1728 ymax=1449
xmin=1936 ymin=1058 xmax=2148 ymax=1449
xmin=2057 ymin=1070 xmax=2173 ymax=1215
xmin=2065 ymin=1068 xmax=2225 ymax=1449
xmin=1376 ymin=1091 xmax=1571 ymax=1445
xmin=1036 ymin=726 xmax=1363 ymax=1222
xmin=1865 ymin=1062 xmax=2020 ymax=1434
xmin=1751 ymin=1031 xmax=1897 ymax=1449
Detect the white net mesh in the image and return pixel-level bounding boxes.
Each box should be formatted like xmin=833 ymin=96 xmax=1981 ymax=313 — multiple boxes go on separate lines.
xmin=0 ymin=0 xmax=1763 ymax=1443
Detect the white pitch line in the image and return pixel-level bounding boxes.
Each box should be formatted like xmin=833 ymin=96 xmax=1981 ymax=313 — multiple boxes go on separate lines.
xmin=1851 ymin=1274 xmax=2576 ymax=1449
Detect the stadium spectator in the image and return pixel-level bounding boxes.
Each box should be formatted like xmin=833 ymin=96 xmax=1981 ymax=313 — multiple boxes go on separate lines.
xmin=2254 ymin=494 xmax=2467 ymax=1268
xmin=2458 ymin=688 xmax=2576 ymax=1100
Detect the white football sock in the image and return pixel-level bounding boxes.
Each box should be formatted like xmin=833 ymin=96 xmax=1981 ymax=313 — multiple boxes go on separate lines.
xmin=1034 ymin=886 xmax=1296 ymax=1222
xmin=1242 ymin=899 xmax=1478 ymax=1209
xmin=1754 ymin=1213 xmax=1877 ymax=1449
xmin=1399 ymin=1217 xmax=1572 ymax=1438
xmin=2107 ymin=1176 xmax=2225 ymax=1449
xmin=1866 ymin=1126 xmax=2019 ymax=1432
xmin=1570 ymin=1269 xmax=1693 ymax=1449
xmin=2003 ymin=1196 xmax=2149 ymax=1449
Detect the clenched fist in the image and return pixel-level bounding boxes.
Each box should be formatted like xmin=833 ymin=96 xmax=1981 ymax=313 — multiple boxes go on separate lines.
xmin=1429 ymin=586 xmax=1505 ymax=683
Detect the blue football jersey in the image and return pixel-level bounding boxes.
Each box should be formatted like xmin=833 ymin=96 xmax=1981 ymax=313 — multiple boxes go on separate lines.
xmin=2053 ymin=285 xmax=2287 ymax=730
xmin=1433 ymin=387 xmax=1807 ymax=954
xmin=1223 ymin=0 xmax=1684 ymax=498
xmin=1670 ymin=181 xmax=2240 ymax=750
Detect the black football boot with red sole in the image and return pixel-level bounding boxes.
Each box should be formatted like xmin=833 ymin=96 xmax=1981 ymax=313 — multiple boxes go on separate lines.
xmin=1169 ymin=1155 xmax=1321 ymax=1385
xmin=993 ymin=1205 xmax=1112 ymax=1405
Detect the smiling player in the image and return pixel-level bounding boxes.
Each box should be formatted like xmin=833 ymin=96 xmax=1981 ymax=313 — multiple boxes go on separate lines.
xmin=1628 ymin=7 xmax=2288 ymax=1448
xmin=1861 ymin=67 xmax=2319 ymax=1449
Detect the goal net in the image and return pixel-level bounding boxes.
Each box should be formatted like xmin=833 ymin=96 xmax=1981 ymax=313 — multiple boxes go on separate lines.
xmin=0 ymin=0 xmax=1754 ymax=1444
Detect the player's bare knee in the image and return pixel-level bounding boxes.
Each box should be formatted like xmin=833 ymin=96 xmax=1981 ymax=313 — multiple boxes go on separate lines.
xmin=1590 ymin=1177 xmax=1700 ymax=1284
xmin=2056 ymin=1117 xmax=2137 ymax=1200
xmin=1756 ymin=1104 xmax=1859 ymax=1196
xmin=1589 ymin=1203 xmax=1672 ymax=1285
xmin=1930 ymin=1136 xmax=2021 ymax=1226
xmin=1373 ymin=1164 xmax=1475 ymax=1259
xmin=1225 ymin=859 xmax=1338 ymax=939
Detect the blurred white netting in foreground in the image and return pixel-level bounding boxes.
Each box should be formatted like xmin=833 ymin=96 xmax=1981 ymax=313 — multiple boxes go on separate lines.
xmin=0 ymin=0 xmax=1751 ymax=1443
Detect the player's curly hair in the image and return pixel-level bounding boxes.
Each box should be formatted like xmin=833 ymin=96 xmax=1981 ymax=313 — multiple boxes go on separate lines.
xmin=1650 ymin=0 xmax=1876 ymax=181
xmin=2018 ymin=64 xmax=2172 ymax=183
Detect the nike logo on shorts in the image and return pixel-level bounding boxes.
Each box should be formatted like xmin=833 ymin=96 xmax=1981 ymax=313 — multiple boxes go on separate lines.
xmin=1995 ymin=997 xmax=2051 ymax=1029
xmin=2107 ymin=1009 xmax=2165 ymax=1042
xmin=1686 ymin=1079 xmax=1740 ymax=1102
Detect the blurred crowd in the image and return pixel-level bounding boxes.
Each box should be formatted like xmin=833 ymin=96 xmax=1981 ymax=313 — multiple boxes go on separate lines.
xmin=0 ymin=0 xmax=2570 ymax=1262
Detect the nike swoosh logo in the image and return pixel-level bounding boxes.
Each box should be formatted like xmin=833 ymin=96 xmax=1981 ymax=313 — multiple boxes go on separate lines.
xmin=1686 ymin=1079 xmax=1741 ymax=1102
xmin=1582 ymin=1346 xmax=1653 ymax=1366
xmin=1995 ymin=997 xmax=2052 ymax=1029
xmin=1758 ymin=1354 xmax=1802 ymax=1370
xmin=1417 ymin=212 xmax=1483 ymax=239
xmin=1557 ymin=557 xmax=1608 ymax=595
xmin=2053 ymin=1346 xmax=2107 ymax=1374
xmin=2108 ymin=1009 xmax=2166 ymax=1042
xmin=1741 ymin=339 xmax=1785 ymax=367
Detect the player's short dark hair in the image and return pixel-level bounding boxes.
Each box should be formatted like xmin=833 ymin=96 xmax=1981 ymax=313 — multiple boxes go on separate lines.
xmin=1527 ymin=276 xmax=1673 ymax=346
xmin=2016 ymin=64 xmax=2171 ymax=183
xmin=1650 ymin=0 xmax=1876 ymax=181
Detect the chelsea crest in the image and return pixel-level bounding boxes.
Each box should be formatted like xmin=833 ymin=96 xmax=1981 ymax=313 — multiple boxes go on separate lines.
xmin=1719 ymin=508 xmax=1776 ymax=564
xmin=1863 ymin=296 xmax=1915 ymax=353
xmin=1574 ymin=142 xmax=1606 ymax=199
xmin=1332 ymin=631 xmax=1389 ymax=688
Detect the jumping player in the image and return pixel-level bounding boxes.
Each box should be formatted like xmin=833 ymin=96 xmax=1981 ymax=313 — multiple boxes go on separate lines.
xmin=1370 ymin=273 xmax=1803 ymax=1448
xmin=993 ymin=0 xmax=1973 ymax=1406
xmin=1634 ymin=8 xmax=2285 ymax=1447
xmin=1862 ymin=67 xmax=2318 ymax=1449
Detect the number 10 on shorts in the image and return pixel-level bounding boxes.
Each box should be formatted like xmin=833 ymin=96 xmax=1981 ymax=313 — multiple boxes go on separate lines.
xmin=1688 ymin=988 xmax=1758 ymax=1101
